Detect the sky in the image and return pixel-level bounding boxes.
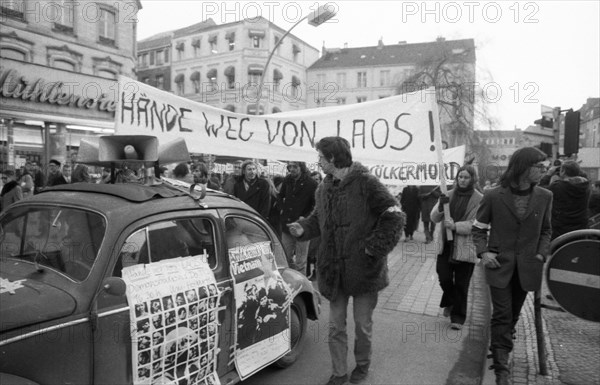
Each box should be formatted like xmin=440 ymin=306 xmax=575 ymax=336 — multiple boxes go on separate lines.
xmin=136 ymin=0 xmax=600 ymax=131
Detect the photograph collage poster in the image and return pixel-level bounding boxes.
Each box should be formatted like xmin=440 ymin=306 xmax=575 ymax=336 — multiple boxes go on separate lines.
xmin=122 ymin=256 xmax=221 ymax=385
xmin=229 ymin=240 xmax=292 ymax=380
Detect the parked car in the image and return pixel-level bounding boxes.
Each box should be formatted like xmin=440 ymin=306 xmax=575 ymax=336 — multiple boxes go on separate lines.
xmin=0 ymin=175 xmax=319 ymax=385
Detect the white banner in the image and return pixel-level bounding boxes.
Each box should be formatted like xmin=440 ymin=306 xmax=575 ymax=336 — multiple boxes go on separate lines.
xmin=115 ymin=77 xmax=450 ymax=166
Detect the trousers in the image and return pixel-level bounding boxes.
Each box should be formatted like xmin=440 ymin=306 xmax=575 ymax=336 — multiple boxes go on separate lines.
xmin=281 ymin=232 xmax=309 ymax=275
xmin=489 ymin=270 xmax=528 ymax=351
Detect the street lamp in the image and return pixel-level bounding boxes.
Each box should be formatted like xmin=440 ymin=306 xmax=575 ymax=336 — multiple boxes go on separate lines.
xmin=255 ymin=4 xmax=337 ymax=115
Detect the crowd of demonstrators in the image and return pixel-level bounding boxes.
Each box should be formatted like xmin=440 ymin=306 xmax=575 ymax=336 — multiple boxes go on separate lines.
xmin=287 ymin=136 xmax=404 ymax=385
xmin=277 ymin=161 xmax=318 ymax=276
xmin=232 ymin=160 xmax=271 ymax=219
xmin=431 ymin=165 xmax=483 ymax=331
xmin=399 ymin=185 xmax=420 ymax=241
xmin=419 ymin=185 xmax=440 ymax=244
xmin=472 ymin=147 xmax=552 ymax=385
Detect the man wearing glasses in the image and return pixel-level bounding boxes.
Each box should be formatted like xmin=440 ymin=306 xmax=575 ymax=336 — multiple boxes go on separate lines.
xmin=46 ymin=159 xmax=68 ymax=188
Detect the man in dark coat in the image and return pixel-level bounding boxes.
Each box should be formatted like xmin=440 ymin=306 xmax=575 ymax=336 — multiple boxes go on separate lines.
xmin=278 ymin=161 xmax=318 ymax=275
xmin=400 ymin=185 xmax=420 ymax=241
xmin=233 ymin=160 xmax=271 ymax=219
xmin=287 ymin=137 xmax=404 ymax=385
xmin=45 ymin=159 xmax=68 ymax=187
xmin=548 ymin=160 xmax=590 ymax=240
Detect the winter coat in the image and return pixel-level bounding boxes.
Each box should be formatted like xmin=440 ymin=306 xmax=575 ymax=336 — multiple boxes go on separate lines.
xmin=472 ymin=185 xmax=552 ymax=291
xmin=19 ymin=172 xmax=34 ymax=198
xmin=278 ymin=172 xmax=318 ymax=234
xmin=419 ymin=186 xmax=440 ymax=221
xmin=297 ymin=162 xmax=405 ymax=300
xmin=430 ymin=188 xmax=483 ymax=262
xmin=548 ymin=176 xmax=591 ymax=239
xmin=1 ymin=181 xmax=23 ymax=212
xmin=233 ymin=176 xmax=271 ymax=219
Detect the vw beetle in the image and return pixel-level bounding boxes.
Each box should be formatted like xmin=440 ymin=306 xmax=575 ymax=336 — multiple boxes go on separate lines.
xmin=0 ymin=136 xmax=319 ymax=385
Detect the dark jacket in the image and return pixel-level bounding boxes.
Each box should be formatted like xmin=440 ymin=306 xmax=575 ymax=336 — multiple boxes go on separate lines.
xmin=1 ymin=181 xmax=23 ymax=212
xmin=278 ymin=172 xmax=318 ymax=234
xmin=46 ymin=172 xmax=68 ymax=187
xmin=548 ymin=176 xmax=590 ymax=239
xmin=472 ymin=185 xmax=552 ymax=291
xmin=233 ymin=176 xmax=271 ymax=219
xmin=297 ymin=162 xmax=405 ymax=300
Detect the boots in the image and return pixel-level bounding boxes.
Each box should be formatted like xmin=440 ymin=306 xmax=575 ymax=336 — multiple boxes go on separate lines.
xmin=490 ymin=349 xmax=510 ymax=385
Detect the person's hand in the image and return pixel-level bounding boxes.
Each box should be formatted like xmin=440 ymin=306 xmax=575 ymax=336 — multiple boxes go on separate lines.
xmin=534 ymin=254 xmax=545 ymax=262
xmin=287 ymin=222 xmax=304 ymax=237
xmin=443 ymin=218 xmax=456 ymax=231
xmin=481 ymin=252 xmax=501 ymax=269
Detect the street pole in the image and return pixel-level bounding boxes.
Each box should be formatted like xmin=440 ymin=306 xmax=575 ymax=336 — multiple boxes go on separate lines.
xmin=552 ymin=106 xmax=561 ymax=159
xmin=255 ymin=4 xmax=336 ymax=116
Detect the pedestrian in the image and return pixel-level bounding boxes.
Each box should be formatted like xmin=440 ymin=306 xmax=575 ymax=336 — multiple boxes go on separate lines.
xmin=472 ymin=147 xmax=552 ymax=385
xmin=310 ymin=170 xmax=323 ymax=184
xmin=400 ymin=185 xmax=420 ymax=241
xmin=547 ymin=160 xmax=590 ymax=240
xmin=307 ymin=171 xmax=323 ymax=279
xmin=1 ymin=169 xmax=23 ymax=213
xmin=232 ymin=160 xmax=271 ymax=219
xmin=19 ymin=161 xmax=34 ymax=198
xmin=267 ymin=175 xmax=284 ymax=237
xmin=419 ymin=185 xmax=440 ymax=243
xmin=431 ymin=165 xmax=483 ymax=330
xmin=287 ymin=137 xmax=404 ymax=385
xmin=278 ymin=161 xmax=318 ymax=275
xmin=62 ymin=163 xmax=72 ymax=183
xmin=71 ymin=164 xmax=90 ymax=183
xmin=31 ymin=161 xmax=45 ymax=194
xmin=173 ymin=162 xmax=193 ymax=183
xmin=46 ymin=159 xmax=68 ymax=187
xmin=223 ymin=160 xmax=243 ymax=195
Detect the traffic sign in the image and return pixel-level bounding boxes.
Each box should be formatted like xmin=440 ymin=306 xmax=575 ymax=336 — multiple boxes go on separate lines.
xmin=546 ymin=238 xmax=600 ymax=322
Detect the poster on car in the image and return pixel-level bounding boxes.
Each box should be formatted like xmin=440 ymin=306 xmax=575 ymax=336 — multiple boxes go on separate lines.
xmin=228 ymin=241 xmax=292 ymax=380
xmin=122 ymin=255 xmax=221 ymax=385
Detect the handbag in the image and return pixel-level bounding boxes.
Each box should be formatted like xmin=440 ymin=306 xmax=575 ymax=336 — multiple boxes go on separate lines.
xmin=451 ymin=237 xmax=478 ymax=264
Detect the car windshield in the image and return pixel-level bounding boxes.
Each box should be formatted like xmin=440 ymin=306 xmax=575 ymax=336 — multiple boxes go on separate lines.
xmin=0 ymin=206 xmax=106 ymax=281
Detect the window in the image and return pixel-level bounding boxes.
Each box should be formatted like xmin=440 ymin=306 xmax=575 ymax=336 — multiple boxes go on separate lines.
xmin=226 ymin=32 xmax=235 ymax=51
xmin=248 ymin=30 xmax=265 ymax=48
xmin=175 ymin=74 xmax=185 ymax=95
xmin=156 ymin=75 xmax=164 ymax=90
xmin=191 ymin=38 xmax=201 ymax=57
xmin=224 ymin=216 xmax=286 ymax=268
xmin=149 ymin=51 xmax=155 ymax=66
xmin=142 ymin=77 xmax=150 ymax=84
xmin=191 ymin=71 xmax=201 ymax=93
xmin=164 ymin=49 xmax=169 ymax=63
xmin=273 ymin=69 xmax=283 ymax=92
xmin=336 ymin=73 xmax=346 ymax=88
xmin=274 ymin=35 xmax=281 ymax=54
xmin=225 ymin=67 xmax=235 ymax=89
xmin=337 ymin=97 xmax=346 ymax=105
xmin=252 ymin=36 xmax=261 ymax=48
xmin=357 ymin=72 xmax=367 ymax=88
xmin=53 ymin=58 xmax=75 ymax=71
xmin=98 ymin=7 xmax=116 ymax=44
xmin=176 ymin=42 xmax=185 ymax=60
xmin=357 ymin=96 xmax=367 ymax=103
xmin=115 ymin=218 xmax=217 ymax=276
xmin=380 ymin=70 xmax=390 ymax=87
xmin=292 ymin=44 xmax=301 ymax=62
xmin=156 ymin=50 xmax=164 ymax=65
xmin=49 ymin=0 xmax=75 ymax=31
xmin=208 ymin=35 xmax=218 ymax=53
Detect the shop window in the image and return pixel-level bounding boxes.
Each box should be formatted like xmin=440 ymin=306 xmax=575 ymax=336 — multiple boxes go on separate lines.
xmin=98 ymin=7 xmax=116 ymax=45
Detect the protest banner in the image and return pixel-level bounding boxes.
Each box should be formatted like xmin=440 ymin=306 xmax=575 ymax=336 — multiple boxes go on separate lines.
xmin=227 ymin=240 xmax=292 ymax=380
xmin=122 ymin=255 xmax=221 ymax=385
xmin=115 ymin=77 xmax=453 ymax=172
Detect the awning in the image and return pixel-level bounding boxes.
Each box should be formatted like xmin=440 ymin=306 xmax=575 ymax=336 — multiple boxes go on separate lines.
xmin=224 ymin=66 xmax=235 ymax=77
xmin=273 ymin=69 xmax=283 ymax=81
xmin=248 ymin=29 xmax=265 ymax=38
xmin=208 ymin=34 xmax=218 ymax=44
xmin=248 ymin=64 xmax=264 ymax=74
xmin=292 ymin=44 xmax=301 ymax=54
xmin=272 ymin=107 xmax=281 ymax=113
xmin=191 ymin=38 xmax=201 ymax=48
xmin=291 ymin=75 xmax=301 ymax=86
xmin=190 ymin=71 xmax=200 ymax=81
xmin=224 ymin=105 xmax=236 ymax=112
xmin=225 ymin=31 xmax=235 ymax=41
xmin=176 ymin=42 xmax=185 ymax=51
xmin=206 ymin=68 xmax=217 ymax=79
xmin=174 ymin=73 xmax=184 ymax=83
xmin=246 ymin=104 xmax=265 ymax=115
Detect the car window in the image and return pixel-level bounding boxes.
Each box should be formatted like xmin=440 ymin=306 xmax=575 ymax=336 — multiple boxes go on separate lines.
xmin=114 ymin=218 xmax=217 ymax=276
xmin=0 ymin=206 xmax=105 ymax=281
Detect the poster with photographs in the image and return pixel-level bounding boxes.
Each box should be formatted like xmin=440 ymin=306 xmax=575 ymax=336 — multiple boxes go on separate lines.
xmin=122 ymin=255 xmax=221 ymax=385
xmin=229 ymin=241 xmax=292 ymax=380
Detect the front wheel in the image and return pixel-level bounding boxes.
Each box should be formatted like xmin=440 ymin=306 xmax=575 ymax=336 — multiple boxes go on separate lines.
xmin=274 ymin=297 xmax=307 ymax=368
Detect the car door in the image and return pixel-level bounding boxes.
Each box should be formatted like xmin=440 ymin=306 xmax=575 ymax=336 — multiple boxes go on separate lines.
xmin=92 ymin=210 xmax=227 ymax=385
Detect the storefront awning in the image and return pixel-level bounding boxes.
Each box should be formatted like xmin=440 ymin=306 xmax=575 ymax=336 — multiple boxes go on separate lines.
xmin=224 ymin=66 xmax=235 ymax=77
xmin=273 ymin=69 xmax=283 ymax=81
xmin=190 ymin=71 xmax=200 ymax=81
xmin=176 ymin=41 xmax=185 ymax=51
xmin=191 ymin=38 xmax=201 ymax=48
xmin=248 ymin=65 xmax=264 ymax=75
xmin=225 ymin=31 xmax=235 ymax=41
xmin=206 ymin=68 xmax=217 ymax=79
xmin=174 ymin=73 xmax=184 ymax=83
xmin=208 ymin=34 xmax=218 ymax=44
xmin=291 ymin=75 xmax=301 ymax=86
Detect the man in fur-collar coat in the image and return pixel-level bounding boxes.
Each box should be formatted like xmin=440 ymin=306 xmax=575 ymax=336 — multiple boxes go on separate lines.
xmin=287 ymin=137 xmax=404 ymax=385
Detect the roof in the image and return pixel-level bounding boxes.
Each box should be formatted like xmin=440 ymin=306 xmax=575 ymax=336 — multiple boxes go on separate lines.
xmin=173 ymin=18 xmax=218 ymax=39
xmin=309 ymin=38 xmax=475 ymax=70
xmin=40 ymin=183 xmax=188 ymax=202
xmin=138 ymin=34 xmax=173 ymax=51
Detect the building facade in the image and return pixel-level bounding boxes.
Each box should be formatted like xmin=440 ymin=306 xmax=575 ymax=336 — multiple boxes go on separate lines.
xmin=0 ymin=0 xmax=140 ymax=170
xmin=136 ymin=17 xmax=320 ymax=115
xmin=306 ymin=37 xmax=476 ymax=148
xmin=137 ymin=31 xmax=176 ymax=92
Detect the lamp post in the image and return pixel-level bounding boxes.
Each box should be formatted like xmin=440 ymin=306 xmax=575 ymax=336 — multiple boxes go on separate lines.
xmin=255 ymin=4 xmax=337 ymax=115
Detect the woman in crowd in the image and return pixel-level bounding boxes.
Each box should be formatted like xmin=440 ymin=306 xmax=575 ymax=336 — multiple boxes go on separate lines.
xmin=430 ymin=165 xmax=483 ymax=330
xmin=472 ymin=147 xmax=552 ymax=385
xmin=232 ymin=160 xmax=271 ymax=219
